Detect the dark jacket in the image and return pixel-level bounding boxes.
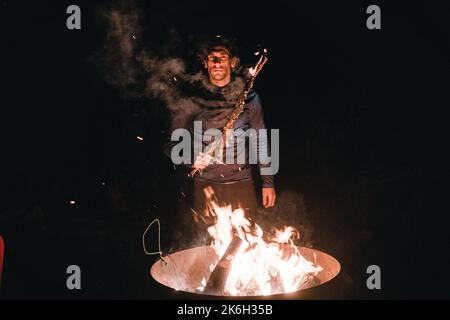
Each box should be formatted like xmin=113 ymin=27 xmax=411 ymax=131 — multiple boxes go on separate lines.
xmin=166 ymin=77 xmax=275 ymax=188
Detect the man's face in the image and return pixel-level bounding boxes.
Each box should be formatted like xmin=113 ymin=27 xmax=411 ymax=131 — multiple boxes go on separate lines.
xmin=204 ymin=47 xmax=236 ymax=87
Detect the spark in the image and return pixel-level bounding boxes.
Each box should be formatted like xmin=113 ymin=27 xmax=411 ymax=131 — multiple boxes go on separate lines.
xmin=136 ymin=136 xmax=144 ymax=141
xmin=173 ymin=76 xmax=177 ymax=82
xmin=181 ymin=192 xmax=185 ymax=197
xmin=254 ymin=51 xmax=260 ymax=56
xmin=220 ymin=174 xmax=225 ymax=178
xmin=131 ymin=35 xmax=136 ymax=39
xmin=69 ymin=200 xmax=76 ymax=205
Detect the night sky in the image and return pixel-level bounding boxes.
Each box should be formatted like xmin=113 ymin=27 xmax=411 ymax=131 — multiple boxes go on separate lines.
xmin=1 ymin=0 xmax=449 ymax=299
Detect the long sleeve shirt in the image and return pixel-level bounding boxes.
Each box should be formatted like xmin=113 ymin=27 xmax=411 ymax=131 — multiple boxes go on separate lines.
xmin=166 ymin=77 xmax=275 ymax=188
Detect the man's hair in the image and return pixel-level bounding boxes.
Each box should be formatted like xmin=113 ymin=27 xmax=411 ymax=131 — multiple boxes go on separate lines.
xmin=196 ymin=35 xmax=240 ymax=65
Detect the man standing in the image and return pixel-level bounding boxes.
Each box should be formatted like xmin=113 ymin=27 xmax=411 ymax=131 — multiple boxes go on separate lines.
xmin=169 ymin=37 xmax=276 ymax=238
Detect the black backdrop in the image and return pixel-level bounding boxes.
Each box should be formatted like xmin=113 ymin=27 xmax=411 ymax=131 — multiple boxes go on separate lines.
xmin=1 ymin=0 xmax=449 ymax=299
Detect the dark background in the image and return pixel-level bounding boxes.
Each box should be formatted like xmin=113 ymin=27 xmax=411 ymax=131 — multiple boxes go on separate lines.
xmin=1 ymin=0 xmax=449 ymax=299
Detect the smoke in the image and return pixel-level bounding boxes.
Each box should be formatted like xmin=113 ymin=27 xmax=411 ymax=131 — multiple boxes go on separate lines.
xmin=137 ymin=51 xmax=202 ymax=128
xmin=96 ymin=2 xmax=247 ymax=129
xmin=99 ymin=7 xmax=143 ymax=97
xmin=255 ymin=190 xmax=315 ymax=247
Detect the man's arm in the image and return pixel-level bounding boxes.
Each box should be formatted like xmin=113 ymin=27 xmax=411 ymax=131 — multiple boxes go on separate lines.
xmin=249 ymin=94 xmax=276 ymax=208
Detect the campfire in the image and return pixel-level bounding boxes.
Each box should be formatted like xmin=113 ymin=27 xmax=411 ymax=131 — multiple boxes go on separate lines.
xmin=150 ymin=189 xmax=340 ymax=297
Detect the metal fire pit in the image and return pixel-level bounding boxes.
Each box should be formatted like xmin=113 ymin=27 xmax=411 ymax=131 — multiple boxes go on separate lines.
xmin=150 ymin=245 xmax=340 ymax=298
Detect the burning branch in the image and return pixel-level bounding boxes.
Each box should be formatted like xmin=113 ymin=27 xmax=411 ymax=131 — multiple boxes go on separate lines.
xmin=190 ymin=52 xmax=269 ymax=176
xmin=197 ymin=191 xmax=323 ymax=296
xmin=203 ymin=235 xmax=243 ymax=295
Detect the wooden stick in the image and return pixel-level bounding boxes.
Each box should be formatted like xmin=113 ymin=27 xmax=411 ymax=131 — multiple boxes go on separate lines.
xmin=190 ymin=53 xmax=268 ymax=177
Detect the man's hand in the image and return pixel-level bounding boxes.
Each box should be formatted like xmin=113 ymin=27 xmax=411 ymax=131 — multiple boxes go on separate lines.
xmin=193 ymin=152 xmax=213 ymax=170
xmin=262 ymin=187 xmax=276 ymax=208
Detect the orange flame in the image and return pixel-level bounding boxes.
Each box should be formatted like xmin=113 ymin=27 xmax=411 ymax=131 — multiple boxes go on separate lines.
xmin=200 ymin=190 xmax=323 ymax=296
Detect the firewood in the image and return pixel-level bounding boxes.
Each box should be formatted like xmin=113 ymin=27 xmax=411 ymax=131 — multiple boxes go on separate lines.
xmin=203 ymin=235 xmax=242 ymax=295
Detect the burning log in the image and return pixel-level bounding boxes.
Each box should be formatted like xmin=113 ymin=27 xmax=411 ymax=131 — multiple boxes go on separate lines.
xmin=203 ymin=235 xmax=242 ymax=295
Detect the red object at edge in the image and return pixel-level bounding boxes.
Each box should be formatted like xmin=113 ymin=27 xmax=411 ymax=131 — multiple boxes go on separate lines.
xmin=0 ymin=234 xmax=4 ymax=285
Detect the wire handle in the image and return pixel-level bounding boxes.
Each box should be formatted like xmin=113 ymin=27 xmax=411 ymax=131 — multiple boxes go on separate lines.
xmin=142 ymin=218 xmax=168 ymax=265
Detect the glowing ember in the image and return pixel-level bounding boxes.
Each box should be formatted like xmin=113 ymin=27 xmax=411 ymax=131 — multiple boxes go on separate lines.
xmin=194 ymin=191 xmax=323 ymax=296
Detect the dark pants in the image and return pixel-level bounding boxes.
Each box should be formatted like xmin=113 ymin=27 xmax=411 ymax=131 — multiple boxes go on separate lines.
xmin=193 ymin=179 xmax=259 ymax=222
xmin=170 ymin=179 xmax=259 ymax=250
